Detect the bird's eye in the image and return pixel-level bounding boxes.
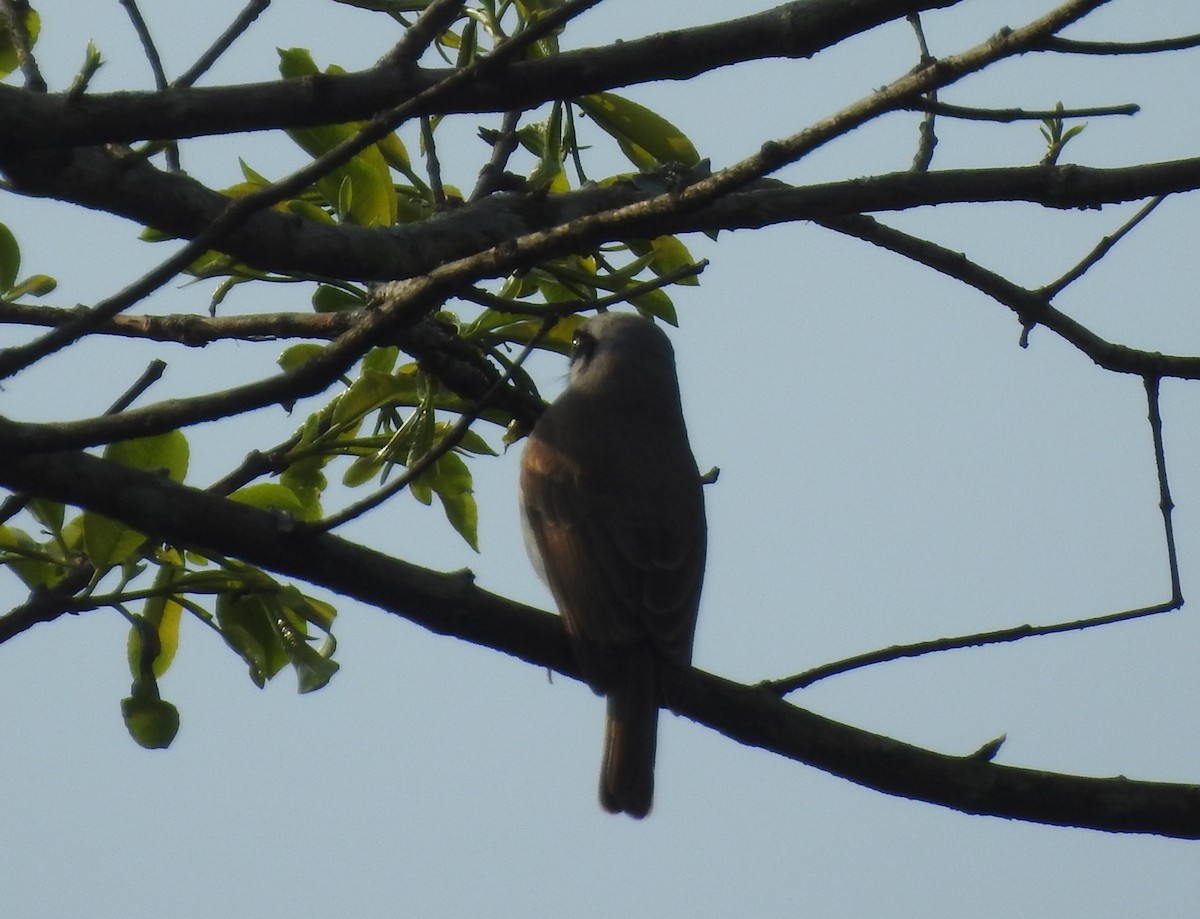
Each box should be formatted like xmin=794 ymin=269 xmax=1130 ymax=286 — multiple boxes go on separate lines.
xmin=571 ymin=330 xmax=596 ymax=365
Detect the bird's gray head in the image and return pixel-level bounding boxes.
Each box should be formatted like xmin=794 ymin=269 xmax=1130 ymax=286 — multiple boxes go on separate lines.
xmin=567 ymin=312 xmax=680 ymax=402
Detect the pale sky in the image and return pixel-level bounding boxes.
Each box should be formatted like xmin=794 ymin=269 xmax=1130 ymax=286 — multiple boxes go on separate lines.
xmin=3 ymin=2 xmax=1200 ymax=916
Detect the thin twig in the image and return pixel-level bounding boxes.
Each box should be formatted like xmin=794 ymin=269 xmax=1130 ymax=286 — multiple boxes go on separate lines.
xmin=906 ymin=99 xmax=1139 ymax=122
xmin=206 ymin=434 xmax=304 ymax=496
xmin=1039 ymin=33 xmax=1200 ymax=55
xmin=767 ymin=595 xmax=1184 ymax=692
xmin=601 ymin=1 xmax=1113 ymax=235
xmin=460 ymin=258 xmax=708 ymax=319
xmin=119 ymin=0 xmax=168 ymax=89
xmin=1040 ymin=196 xmax=1165 ymax=298
xmin=814 ymin=211 xmax=1199 ymax=377
xmin=0 ymin=0 xmax=44 ymax=91
xmin=1145 ymin=374 xmax=1183 ymax=607
xmin=767 ymin=374 xmax=1185 ymax=693
xmin=420 ymin=116 xmax=447 ymax=208
xmin=460 ymin=259 xmax=705 ymax=326
xmin=470 ymin=110 xmax=523 ymax=201
xmin=173 ymin=0 xmax=271 ymax=88
xmin=907 ymin=12 xmax=937 ymax=172
xmin=105 ymin=359 xmax=168 ymax=414
xmin=117 ymin=0 xmax=181 ymax=170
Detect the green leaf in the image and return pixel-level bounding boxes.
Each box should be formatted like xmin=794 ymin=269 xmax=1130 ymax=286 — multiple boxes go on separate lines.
xmin=278 ymin=49 xmax=398 ymax=227
xmin=577 ymin=92 xmax=700 ymax=170
xmin=463 ymin=309 xmax=585 ymax=355
xmin=342 ymin=449 xmax=390 ymax=488
xmin=290 ymin=638 xmax=340 ymax=694
xmin=27 ymin=497 xmax=64 ymax=533
xmin=362 ymin=346 xmax=399 ymax=375
xmin=229 ymin=483 xmax=305 ymax=515
xmin=83 ymin=431 xmax=189 ymax=568
xmin=333 ymin=370 xmax=408 ymax=427
xmin=0 ymin=222 xmax=20 ymax=292
xmin=376 ymin=132 xmax=423 ymax=187
xmin=278 ymin=585 xmax=337 ymax=633
xmin=430 ymin=452 xmax=479 ymax=550
xmin=106 ymin=430 xmax=190 ymax=483
xmin=121 ymin=692 xmax=180 ymax=750
xmin=286 ymin=199 xmax=336 ymax=224
xmin=640 ymin=235 xmax=700 ymax=285
xmin=239 ymin=158 xmax=272 ymax=185
xmin=6 ymin=273 xmax=57 ymax=299
xmin=0 ymin=524 xmax=62 ymax=589
xmin=279 ymin=343 xmax=325 ymax=372
xmin=127 ymin=591 xmax=183 ymax=680
xmin=216 ymin=590 xmax=290 ymax=688
xmin=630 ymin=286 xmax=678 ymax=325
xmin=82 ymin=512 xmax=145 ymax=570
xmin=280 ymin=455 xmax=327 ymax=522
xmin=336 ymin=175 xmax=354 ymax=221
xmin=455 ymin=427 xmax=498 ymax=457
xmin=0 ymin=7 xmax=39 ymax=79
xmin=312 ymin=284 xmax=365 ymax=313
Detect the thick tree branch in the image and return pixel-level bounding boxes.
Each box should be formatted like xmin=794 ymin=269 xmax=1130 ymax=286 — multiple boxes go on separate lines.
xmin=0 ymin=0 xmax=960 ymax=150
xmin=0 ymin=446 xmax=1197 ymax=838
xmin=9 ymin=142 xmax=1197 ymax=286
xmin=0 ymin=301 xmax=356 ymax=345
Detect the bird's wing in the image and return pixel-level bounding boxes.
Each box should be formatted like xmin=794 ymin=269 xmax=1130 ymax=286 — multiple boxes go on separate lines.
xmin=521 ymin=427 xmax=705 ymax=674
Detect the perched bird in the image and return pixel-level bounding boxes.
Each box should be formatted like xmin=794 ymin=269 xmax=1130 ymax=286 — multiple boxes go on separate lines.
xmin=520 ymin=312 xmax=707 ymax=818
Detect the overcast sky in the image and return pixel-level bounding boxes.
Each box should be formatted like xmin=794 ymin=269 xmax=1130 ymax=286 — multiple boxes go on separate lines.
xmin=4 ymin=2 xmax=1200 ymax=916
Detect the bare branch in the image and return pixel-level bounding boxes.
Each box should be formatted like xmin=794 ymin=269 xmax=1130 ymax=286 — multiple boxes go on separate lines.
xmin=657 ymin=0 xmax=1114 ymax=214
xmin=1146 ymin=374 xmax=1183 ymax=609
xmin=173 ymin=0 xmax=271 ymax=89
xmin=0 ymin=0 xmax=964 ymax=150
xmin=470 ymin=110 xmax=523 ymax=201
xmin=0 ymin=300 xmax=355 ymax=345
xmin=1039 ymin=32 xmax=1200 ymax=55
xmin=0 ymin=446 xmax=1198 ymax=838
xmin=420 ymin=115 xmax=447 ymax=209
xmin=769 ymin=373 xmax=1185 ymax=692
xmin=1040 ymin=195 xmax=1164 ymax=298
xmin=814 ymin=211 xmax=1200 ymax=379
xmin=118 ymin=0 xmax=169 ymax=90
xmin=905 ymin=98 xmax=1139 ymax=121
xmin=907 ymin=11 xmax=938 ymax=172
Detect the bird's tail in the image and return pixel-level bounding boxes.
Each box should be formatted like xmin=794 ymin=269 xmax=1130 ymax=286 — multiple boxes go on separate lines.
xmin=599 ymin=649 xmax=658 ymax=818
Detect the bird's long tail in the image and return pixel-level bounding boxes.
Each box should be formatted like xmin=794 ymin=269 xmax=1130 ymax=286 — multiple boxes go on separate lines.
xmin=600 ymin=648 xmax=658 ymax=818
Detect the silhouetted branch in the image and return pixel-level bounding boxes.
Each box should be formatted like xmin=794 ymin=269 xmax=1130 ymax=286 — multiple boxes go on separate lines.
xmin=1 ymin=446 xmax=1198 ymax=837
xmin=173 ymin=0 xmax=271 ymax=89
xmin=1039 ymin=33 xmax=1200 ymax=55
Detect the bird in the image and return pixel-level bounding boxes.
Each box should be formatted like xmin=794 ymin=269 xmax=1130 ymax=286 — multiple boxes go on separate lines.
xmin=519 ymin=311 xmax=707 ymax=818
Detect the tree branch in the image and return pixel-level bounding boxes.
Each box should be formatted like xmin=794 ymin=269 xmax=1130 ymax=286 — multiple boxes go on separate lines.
xmin=9 ymin=140 xmax=1197 ymax=287
xmin=0 ymin=0 xmax=961 ymax=150
xmin=173 ymin=0 xmax=272 ymax=89
xmin=0 ymin=445 xmax=1197 ymax=838
xmin=814 ymin=211 xmax=1200 ymax=379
